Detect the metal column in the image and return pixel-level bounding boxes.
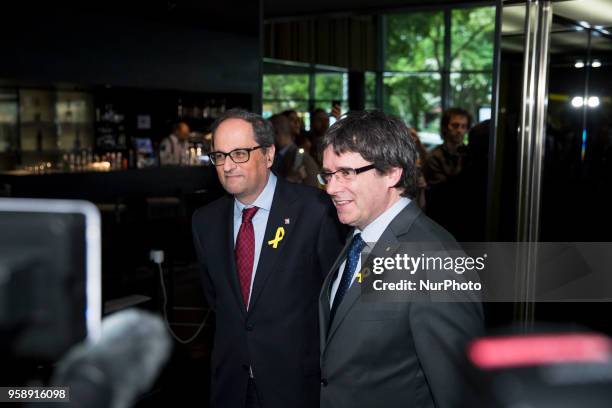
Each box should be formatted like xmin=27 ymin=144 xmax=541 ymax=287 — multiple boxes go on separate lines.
xmin=515 ymin=0 xmax=552 ymax=327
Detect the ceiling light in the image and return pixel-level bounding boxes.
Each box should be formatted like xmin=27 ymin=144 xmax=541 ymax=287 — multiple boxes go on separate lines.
xmin=592 ymin=60 xmax=602 ymax=68
xmin=588 ymin=96 xmax=600 ymax=108
xmin=579 ymin=21 xmax=591 ymax=28
xmin=575 ymin=61 xmax=585 ymax=68
xmin=571 ymin=96 xmax=584 ymax=108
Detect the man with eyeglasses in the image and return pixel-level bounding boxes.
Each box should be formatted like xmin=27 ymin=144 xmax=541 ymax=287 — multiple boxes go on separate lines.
xmin=423 ymin=107 xmax=472 ymax=237
xmin=192 ymin=109 xmax=345 ymax=408
xmin=317 ymin=110 xmax=483 ymax=408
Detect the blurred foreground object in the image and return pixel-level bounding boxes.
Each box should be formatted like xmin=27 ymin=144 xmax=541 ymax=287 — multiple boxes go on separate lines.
xmin=466 ymin=332 xmax=612 ymax=407
xmin=52 ymin=309 xmax=172 ymax=408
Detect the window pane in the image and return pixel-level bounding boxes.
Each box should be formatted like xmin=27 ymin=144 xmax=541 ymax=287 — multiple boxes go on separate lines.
xmin=451 ymin=7 xmax=496 ymax=71
xmin=262 ymin=100 xmax=309 ymax=119
xmin=449 ymin=73 xmax=493 ymax=122
xmin=263 ymin=74 xmax=309 ymax=100
xmin=365 ymin=101 xmax=377 ymax=110
xmin=383 ymin=73 xmax=441 ymax=135
xmin=314 ymin=73 xmax=347 ymax=101
xmin=385 ymin=12 xmax=444 ymax=72
xmin=312 ymin=101 xmax=348 ymax=112
xmin=365 ymin=72 xmax=376 ymax=105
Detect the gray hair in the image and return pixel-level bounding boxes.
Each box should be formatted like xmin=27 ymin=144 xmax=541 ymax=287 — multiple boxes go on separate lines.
xmin=211 ymin=108 xmax=275 ymax=149
xmin=321 ymin=110 xmax=417 ymax=198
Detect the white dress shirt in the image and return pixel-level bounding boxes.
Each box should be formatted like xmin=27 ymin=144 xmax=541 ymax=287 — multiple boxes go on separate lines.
xmin=233 ymin=172 xmax=277 ymax=304
xmin=330 ymin=197 xmax=411 ymax=306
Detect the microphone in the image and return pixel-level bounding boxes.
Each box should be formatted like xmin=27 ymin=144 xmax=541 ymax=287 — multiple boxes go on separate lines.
xmin=51 ymin=309 xmax=172 ymax=408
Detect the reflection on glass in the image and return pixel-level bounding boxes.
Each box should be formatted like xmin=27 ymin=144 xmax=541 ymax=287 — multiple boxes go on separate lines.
xmin=262 ymin=74 xmax=309 ymax=100
xmin=0 ymin=90 xmax=18 ymax=153
xmin=385 ymin=12 xmax=444 ymax=72
xmin=261 ymin=101 xmax=309 ymax=119
xmin=314 ymin=73 xmax=347 ymax=101
xmin=383 ymin=7 xmax=495 ymax=132
xmin=383 ymin=73 xmax=441 ymax=134
xmin=18 ymin=90 xmax=94 ymax=153
xmin=541 ymin=9 xmax=612 ymax=242
xmin=449 ymin=73 xmax=493 ymax=120
xmin=365 ymin=71 xmax=376 ymax=107
xmin=451 ymin=7 xmax=496 ymax=71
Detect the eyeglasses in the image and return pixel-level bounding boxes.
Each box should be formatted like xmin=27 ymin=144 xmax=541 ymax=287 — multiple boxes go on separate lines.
xmin=209 ymin=146 xmax=264 ymax=166
xmin=317 ymin=164 xmax=376 ymax=186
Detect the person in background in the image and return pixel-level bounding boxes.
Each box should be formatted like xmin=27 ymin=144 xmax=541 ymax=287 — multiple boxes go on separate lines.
xmin=423 ymin=107 xmax=472 ymax=234
xmin=269 ymin=114 xmax=320 ymax=188
xmin=281 ymin=110 xmax=309 ymax=152
xmin=423 ymin=107 xmax=472 ymax=186
xmin=159 ymin=121 xmax=190 ymax=165
xmin=306 ymin=108 xmax=330 ymax=165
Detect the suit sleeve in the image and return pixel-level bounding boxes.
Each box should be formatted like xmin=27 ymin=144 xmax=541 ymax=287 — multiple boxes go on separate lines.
xmin=192 ymin=213 xmax=216 ymax=311
xmin=316 ymin=200 xmax=347 ymax=280
xmin=409 ymin=283 xmax=484 ymax=408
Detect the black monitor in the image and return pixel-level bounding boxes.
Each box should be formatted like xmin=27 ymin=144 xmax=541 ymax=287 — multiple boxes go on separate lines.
xmin=0 ymin=198 xmax=101 ymax=367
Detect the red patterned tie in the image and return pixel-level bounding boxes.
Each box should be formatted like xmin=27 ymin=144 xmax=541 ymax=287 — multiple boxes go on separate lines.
xmin=235 ymin=206 xmax=259 ymax=307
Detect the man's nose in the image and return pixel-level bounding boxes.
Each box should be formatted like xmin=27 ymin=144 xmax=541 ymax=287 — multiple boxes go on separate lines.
xmin=325 ymin=175 xmax=341 ymax=195
xmin=223 ymin=157 xmax=236 ymax=172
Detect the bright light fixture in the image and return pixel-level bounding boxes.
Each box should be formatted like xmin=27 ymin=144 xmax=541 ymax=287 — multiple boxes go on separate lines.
xmin=571 ymin=96 xmax=584 ymax=107
xmin=588 ymin=96 xmax=600 ymax=108
xmin=592 ymin=60 xmax=602 ymax=68
xmin=575 ymin=61 xmax=585 ymax=68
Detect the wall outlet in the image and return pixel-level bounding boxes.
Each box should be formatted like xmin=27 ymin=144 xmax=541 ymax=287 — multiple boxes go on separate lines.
xmin=149 ymin=250 xmax=164 ymax=264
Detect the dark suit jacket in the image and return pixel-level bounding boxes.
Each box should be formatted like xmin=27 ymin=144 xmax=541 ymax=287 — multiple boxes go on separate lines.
xmin=319 ymin=202 xmax=484 ymax=408
xmin=193 ymin=177 xmax=345 ymax=408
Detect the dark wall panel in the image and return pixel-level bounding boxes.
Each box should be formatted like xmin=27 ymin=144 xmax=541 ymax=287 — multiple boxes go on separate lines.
xmin=1 ymin=2 xmax=261 ymax=104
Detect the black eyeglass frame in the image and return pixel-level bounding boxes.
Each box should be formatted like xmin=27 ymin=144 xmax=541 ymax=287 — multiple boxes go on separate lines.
xmin=208 ymin=145 xmax=265 ymax=166
xmin=317 ymin=164 xmax=376 ymax=185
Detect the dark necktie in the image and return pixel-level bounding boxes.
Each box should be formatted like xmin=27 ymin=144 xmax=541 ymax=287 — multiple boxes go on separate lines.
xmin=235 ymin=206 xmax=259 ymax=307
xmin=331 ymin=233 xmax=367 ymax=321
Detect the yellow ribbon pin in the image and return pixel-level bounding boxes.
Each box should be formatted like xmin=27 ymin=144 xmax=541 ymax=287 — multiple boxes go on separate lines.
xmin=268 ymin=227 xmax=285 ymax=248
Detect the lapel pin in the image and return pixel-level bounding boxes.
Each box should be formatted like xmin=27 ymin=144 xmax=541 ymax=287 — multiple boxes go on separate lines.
xmin=268 ymin=226 xmax=285 ymax=248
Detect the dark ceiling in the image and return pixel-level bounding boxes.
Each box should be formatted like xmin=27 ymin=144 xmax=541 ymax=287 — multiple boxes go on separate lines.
xmin=263 ymin=0 xmax=494 ymax=20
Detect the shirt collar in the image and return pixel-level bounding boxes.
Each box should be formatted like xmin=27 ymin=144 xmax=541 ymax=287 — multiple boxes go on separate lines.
xmin=235 ymin=172 xmax=277 ymax=214
xmin=356 ymin=197 xmax=411 ymax=245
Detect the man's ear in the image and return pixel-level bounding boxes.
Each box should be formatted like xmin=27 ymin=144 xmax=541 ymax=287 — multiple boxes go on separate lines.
xmin=265 ymin=145 xmax=276 ymax=168
xmin=385 ymin=166 xmax=403 ymax=188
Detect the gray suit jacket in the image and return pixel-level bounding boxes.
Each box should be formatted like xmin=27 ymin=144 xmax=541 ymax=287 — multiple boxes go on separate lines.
xmin=319 ymin=202 xmax=484 ymax=408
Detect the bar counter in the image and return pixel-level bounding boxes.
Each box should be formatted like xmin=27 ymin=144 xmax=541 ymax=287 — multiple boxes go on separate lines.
xmin=0 ymin=166 xmax=225 ymax=306
xmin=0 ymin=166 xmax=223 ymax=203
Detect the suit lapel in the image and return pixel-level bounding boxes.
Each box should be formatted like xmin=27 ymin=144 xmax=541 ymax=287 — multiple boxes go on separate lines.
xmin=248 ymin=180 xmax=298 ymax=313
xmin=324 ymin=202 xmax=423 ymax=348
xmin=223 ymin=196 xmax=247 ymax=317
xmin=319 ymin=235 xmax=353 ymax=350
xmin=324 ymin=233 xmax=398 ymax=346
